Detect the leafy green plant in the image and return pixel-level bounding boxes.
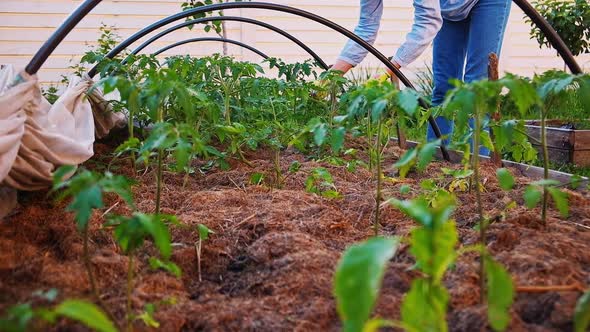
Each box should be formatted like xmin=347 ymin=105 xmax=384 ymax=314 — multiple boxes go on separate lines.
xmin=441 ymin=75 xmax=544 ymax=296
xmin=305 ymin=167 xmax=341 ymax=199
xmin=0 ymin=299 xmax=117 ymax=332
xmin=333 ymin=237 xmax=401 ymax=332
xmin=527 ymin=0 xmax=590 ymax=69
xmin=195 ymin=224 xmax=215 ymax=282
xmin=531 ymin=72 xmax=590 ymax=224
xmin=387 ymin=196 xmax=514 ymax=331
xmin=180 ymin=0 xmax=251 ymax=55
xmin=106 ymin=213 xmax=177 ymax=332
xmin=332 ymin=79 xmax=421 ymax=234
xmin=52 ymin=166 xmax=134 ymax=312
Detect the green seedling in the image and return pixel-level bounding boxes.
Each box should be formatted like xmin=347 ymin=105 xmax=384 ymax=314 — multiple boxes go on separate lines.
xmin=0 ymin=298 xmax=116 ymax=332
xmin=333 ymin=237 xmax=401 ymax=332
xmin=532 ymin=72 xmax=590 ymax=224
xmin=196 ymin=224 xmax=215 ymax=282
xmin=388 ymin=196 xmax=514 ymax=332
xmin=305 ymin=167 xmax=341 ymax=199
xmin=441 ymin=75 xmax=542 ymax=300
xmin=106 ymin=213 xmax=177 ymax=332
xmin=331 ymin=79 xmax=421 ymax=234
xmin=52 ymin=166 xmax=134 ymax=314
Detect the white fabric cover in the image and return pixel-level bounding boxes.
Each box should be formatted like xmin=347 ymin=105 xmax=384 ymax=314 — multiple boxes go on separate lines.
xmin=0 ymin=65 xmax=124 ymax=191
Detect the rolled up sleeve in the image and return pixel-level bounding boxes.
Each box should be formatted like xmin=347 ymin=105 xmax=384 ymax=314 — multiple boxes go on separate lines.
xmin=393 ymin=0 xmax=443 ymax=67
xmin=338 ymin=0 xmax=384 ymax=66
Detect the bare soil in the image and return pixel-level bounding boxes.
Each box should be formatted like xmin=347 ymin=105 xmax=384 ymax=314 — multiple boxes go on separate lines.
xmin=1 ymin=142 xmax=589 ymax=332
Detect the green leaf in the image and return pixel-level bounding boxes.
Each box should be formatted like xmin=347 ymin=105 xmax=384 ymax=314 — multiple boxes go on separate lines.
xmin=313 ymin=123 xmax=328 ymax=146
xmin=417 ymin=140 xmax=440 ymax=171
xmin=149 ymin=257 xmax=182 ymax=278
xmin=321 ymin=190 xmax=343 ymax=199
xmin=496 ymin=168 xmax=515 ymax=191
xmin=331 ymin=127 xmax=346 ymax=153
xmin=523 ymin=186 xmax=542 ymax=209
xmin=389 ymin=198 xmax=432 ymax=227
xmin=400 ymin=185 xmax=411 ymax=195
xmin=485 ymin=256 xmax=514 ymax=331
xmin=68 ymin=185 xmax=103 ymax=231
xmin=574 ymin=291 xmax=590 ymax=332
xmin=288 ymin=161 xmax=301 ymax=173
xmin=371 ymin=99 xmax=388 ymax=122
xmin=198 ymin=224 xmax=214 ymax=241
xmin=401 ymin=279 xmax=449 ymax=332
xmin=174 ymin=138 xmax=192 ymax=172
xmin=140 ymin=215 xmax=172 ymax=259
xmin=411 ymin=220 xmax=458 ymax=281
xmin=398 ymin=89 xmax=419 ymax=116
xmin=249 ymin=172 xmax=265 ymax=185
xmin=54 ymin=300 xmax=117 ymax=332
xmin=547 ymin=187 xmax=569 ymax=218
xmin=0 ymin=303 xmax=34 ymax=332
xmin=393 ymin=148 xmax=418 ymax=178
xmin=137 ymin=309 xmax=160 ymax=328
xmin=52 ymin=165 xmax=76 ymax=187
xmin=334 ymin=237 xmax=400 ymax=332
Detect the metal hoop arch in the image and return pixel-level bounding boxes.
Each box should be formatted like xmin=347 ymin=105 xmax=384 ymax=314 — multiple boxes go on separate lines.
xmin=119 ymin=16 xmax=328 ymax=71
xmin=152 ymin=37 xmax=270 ymax=59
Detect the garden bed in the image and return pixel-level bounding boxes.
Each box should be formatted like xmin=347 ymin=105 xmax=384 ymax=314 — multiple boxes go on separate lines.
xmin=525 ymin=120 xmax=590 ymax=166
xmin=1 ymin=141 xmax=589 ymax=331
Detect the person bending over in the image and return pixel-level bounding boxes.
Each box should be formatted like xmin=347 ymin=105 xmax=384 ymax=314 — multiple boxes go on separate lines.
xmin=333 ymin=0 xmax=511 ymax=146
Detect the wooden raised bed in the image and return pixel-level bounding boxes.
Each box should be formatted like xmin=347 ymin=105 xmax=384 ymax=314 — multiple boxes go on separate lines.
xmin=525 ymin=120 xmax=590 ymax=166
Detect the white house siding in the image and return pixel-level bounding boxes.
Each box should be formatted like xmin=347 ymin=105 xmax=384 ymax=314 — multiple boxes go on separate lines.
xmin=1 ymin=0 xmax=588 ymax=86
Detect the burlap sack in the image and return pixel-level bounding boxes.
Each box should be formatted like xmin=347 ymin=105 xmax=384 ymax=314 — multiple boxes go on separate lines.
xmin=0 ymin=66 xmax=30 ymax=185
xmin=0 ymin=66 xmax=125 ymax=192
xmin=83 ymin=74 xmax=126 ymax=139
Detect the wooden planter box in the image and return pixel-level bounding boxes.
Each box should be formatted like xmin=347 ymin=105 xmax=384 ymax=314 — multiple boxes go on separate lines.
xmin=525 ymin=120 xmax=590 ymax=166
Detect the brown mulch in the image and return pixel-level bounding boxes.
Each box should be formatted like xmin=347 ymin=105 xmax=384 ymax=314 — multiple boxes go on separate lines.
xmin=1 ymin=143 xmax=589 ymax=332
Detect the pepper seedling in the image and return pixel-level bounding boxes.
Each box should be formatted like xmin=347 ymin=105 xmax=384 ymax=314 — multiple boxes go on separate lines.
xmin=106 ymin=213 xmax=177 ymax=332
xmin=52 ymin=166 xmax=134 ymax=313
xmin=195 ymin=224 xmax=215 ymax=282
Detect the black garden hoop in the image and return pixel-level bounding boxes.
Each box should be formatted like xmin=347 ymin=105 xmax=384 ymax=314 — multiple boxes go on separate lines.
xmin=151 ymin=37 xmax=270 ymax=59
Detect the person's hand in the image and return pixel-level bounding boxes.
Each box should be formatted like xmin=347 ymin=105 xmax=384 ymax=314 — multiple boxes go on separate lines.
xmin=372 ymin=59 xmax=401 ymax=87
xmin=331 ymin=60 xmax=354 ymax=75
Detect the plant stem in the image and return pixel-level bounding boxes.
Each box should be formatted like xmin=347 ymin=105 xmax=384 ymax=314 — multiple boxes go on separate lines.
xmin=367 ymin=109 xmax=374 ymax=172
xmin=196 ymin=240 xmax=202 ymax=282
xmin=473 ymin=107 xmax=486 ymax=303
xmin=155 ymin=149 xmax=163 ymax=214
xmin=541 ymin=111 xmax=549 ymax=226
xmin=274 ymin=149 xmax=282 ymax=188
xmin=128 ymin=110 xmax=136 ymax=174
xmin=155 ymin=107 xmax=164 ymax=214
xmin=83 ymin=226 xmax=100 ymax=302
xmin=126 ymin=253 xmax=134 ymax=332
xmin=374 ymin=120 xmax=383 ymax=236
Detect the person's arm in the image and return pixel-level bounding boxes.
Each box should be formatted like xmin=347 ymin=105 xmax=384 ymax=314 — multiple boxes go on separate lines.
xmin=392 ymin=0 xmax=443 ymax=68
xmin=335 ymin=0 xmax=384 ymax=73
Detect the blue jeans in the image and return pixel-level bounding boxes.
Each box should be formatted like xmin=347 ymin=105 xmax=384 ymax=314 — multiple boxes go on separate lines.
xmin=426 ymin=0 xmax=512 ymax=155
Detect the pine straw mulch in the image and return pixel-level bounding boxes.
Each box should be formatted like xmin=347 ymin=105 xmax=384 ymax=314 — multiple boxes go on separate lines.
xmin=1 ymin=142 xmax=589 ymax=331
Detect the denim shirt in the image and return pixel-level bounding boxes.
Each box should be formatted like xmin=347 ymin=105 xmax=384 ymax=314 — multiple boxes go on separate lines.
xmin=339 ymin=0 xmax=478 ymax=67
